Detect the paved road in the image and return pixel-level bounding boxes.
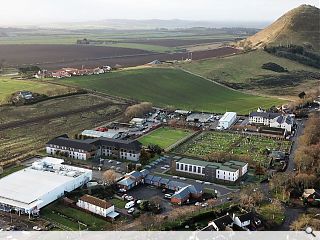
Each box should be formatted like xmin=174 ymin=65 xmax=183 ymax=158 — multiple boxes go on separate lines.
xmin=286 ymin=119 xmax=306 ymax=172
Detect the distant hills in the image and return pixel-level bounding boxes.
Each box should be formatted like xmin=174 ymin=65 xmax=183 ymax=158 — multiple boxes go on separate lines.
xmin=238 ymin=5 xmax=320 ymax=51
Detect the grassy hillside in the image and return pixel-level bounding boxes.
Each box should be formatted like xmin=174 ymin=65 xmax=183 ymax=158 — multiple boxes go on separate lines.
xmin=59 ymin=68 xmax=283 ymax=114
xmin=238 ymin=5 xmax=320 ymax=51
xmin=0 ymin=77 xmax=75 ymax=104
xmin=178 ymin=50 xmax=320 ymax=96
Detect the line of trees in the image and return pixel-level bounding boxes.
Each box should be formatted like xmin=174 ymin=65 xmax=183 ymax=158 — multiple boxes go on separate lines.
xmin=264 ymin=45 xmax=320 ymax=69
xmin=124 ymin=102 xmax=153 ymax=120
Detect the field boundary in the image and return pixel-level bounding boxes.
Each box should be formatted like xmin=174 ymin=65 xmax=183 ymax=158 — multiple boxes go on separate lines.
xmin=166 ymin=130 xmax=201 ymax=152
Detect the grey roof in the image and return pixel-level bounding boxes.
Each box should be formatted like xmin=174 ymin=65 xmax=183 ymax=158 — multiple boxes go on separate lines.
xmin=274 ymin=115 xmax=293 ymax=125
xmin=151 ymin=176 xmax=161 ymax=183
xmin=128 ymin=171 xmax=142 ymax=179
xmin=178 ymin=158 xmax=210 ymax=167
xmin=94 ymin=138 xmax=142 ymax=151
xmin=159 ymin=178 xmax=170 ymax=185
xmin=140 ymin=169 xmax=150 ymax=177
xmin=269 ymin=151 xmax=285 ymax=160
xmin=212 ymin=215 xmax=234 ymax=230
xmin=171 ymin=186 xmax=190 ymax=199
xmin=145 ymin=174 xmax=154 ymax=181
xmin=47 ymin=137 xmax=97 ymax=152
xmin=187 ymin=184 xmax=203 ymax=194
xmin=118 ymin=177 xmax=135 ymax=186
xmin=237 ymin=212 xmax=254 ymax=222
xmin=249 ymin=112 xmax=281 ymax=119
xmin=167 ymin=180 xmax=189 ymax=189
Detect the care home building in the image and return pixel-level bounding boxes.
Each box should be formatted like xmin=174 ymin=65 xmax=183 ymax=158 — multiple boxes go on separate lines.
xmin=46 ymin=135 xmax=142 ymax=161
xmin=173 ymin=157 xmax=248 ymax=183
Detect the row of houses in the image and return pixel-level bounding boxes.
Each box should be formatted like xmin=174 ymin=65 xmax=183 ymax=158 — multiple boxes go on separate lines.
xmin=249 ymin=110 xmax=294 ymax=133
xmin=35 ymin=66 xmax=111 ymax=79
xmin=46 ymin=134 xmax=142 ymax=161
xmin=173 ymin=157 xmax=248 ymax=183
xmin=117 ymin=170 xmax=203 ymax=204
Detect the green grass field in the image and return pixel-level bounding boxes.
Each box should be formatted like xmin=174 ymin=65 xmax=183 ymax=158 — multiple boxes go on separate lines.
xmin=41 ymin=202 xmax=112 ymax=230
xmin=138 ymin=127 xmax=193 ymax=149
xmin=0 ymin=77 xmax=75 ymax=104
xmin=178 ymin=50 xmax=320 ymax=96
xmin=60 ymin=68 xmax=284 ymax=114
xmin=175 ymin=131 xmax=291 ymax=164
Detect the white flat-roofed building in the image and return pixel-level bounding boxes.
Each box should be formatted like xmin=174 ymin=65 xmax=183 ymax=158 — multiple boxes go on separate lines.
xmin=81 ymin=130 xmax=121 ymax=139
xmin=218 ymin=112 xmax=237 ymax=129
xmin=0 ymin=157 xmax=92 ymax=217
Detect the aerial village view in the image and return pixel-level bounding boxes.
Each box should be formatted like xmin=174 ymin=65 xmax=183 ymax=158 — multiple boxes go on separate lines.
xmin=0 ymin=0 xmax=319 ymax=239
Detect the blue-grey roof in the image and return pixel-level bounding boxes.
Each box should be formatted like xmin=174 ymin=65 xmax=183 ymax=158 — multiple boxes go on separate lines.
xmin=159 ymin=178 xmax=170 ymax=185
xmin=118 ymin=177 xmax=135 ymax=186
xmin=145 ymin=174 xmax=154 ymax=181
xmin=151 ymin=176 xmax=161 ymax=183
xmin=171 ymin=186 xmax=190 ymax=199
xmin=249 ymin=112 xmax=281 ymax=119
xmin=187 ymin=184 xmax=203 ymax=194
xmin=128 ymin=171 xmax=142 ymax=179
xmin=140 ymin=169 xmax=150 ymax=177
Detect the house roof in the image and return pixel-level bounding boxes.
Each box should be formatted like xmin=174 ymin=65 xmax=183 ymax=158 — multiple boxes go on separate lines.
xmin=127 ymin=171 xmax=142 ymax=179
xmin=237 ymin=212 xmax=254 ymax=222
xmin=140 ymin=169 xmax=150 ymax=177
xmin=211 ymin=214 xmax=234 ymax=230
xmin=249 ymin=112 xmax=281 ymax=119
xmin=159 ymin=178 xmax=170 ymax=185
xmin=187 ymin=184 xmax=203 ymax=194
xmin=178 ymin=158 xmax=210 ymax=167
xmin=117 ymin=177 xmax=135 ymax=186
xmin=151 ymin=176 xmax=162 ymax=183
xmin=93 ymin=138 xmax=142 ymax=151
xmin=79 ymin=194 xmax=112 ymax=209
xmin=145 ymin=174 xmax=154 ymax=181
xmin=269 ymin=151 xmax=286 ymax=160
xmin=171 ymin=186 xmax=190 ymax=199
xmin=47 ymin=137 xmax=96 ymax=152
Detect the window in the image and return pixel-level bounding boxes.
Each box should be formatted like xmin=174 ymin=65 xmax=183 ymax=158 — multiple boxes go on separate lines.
xmin=189 ymin=165 xmax=192 ymax=171
xmin=198 ymin=167 xmax=201 ymax=173
xmin=193 ymin=166 xmax=196 ymax=172
xmin=180 ymin=164 xmax=184 ymax=170
xmin=185 ymin=165 xmax=188 ymax=171
xmin=176 ymin=163 xmax=179 ymax=170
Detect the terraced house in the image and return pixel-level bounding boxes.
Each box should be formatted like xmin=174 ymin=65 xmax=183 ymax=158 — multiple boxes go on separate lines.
xmin=173 ymin=157 xmax=248 ymax=183
xmin=46 ymin=135 xmax=142 ymax=161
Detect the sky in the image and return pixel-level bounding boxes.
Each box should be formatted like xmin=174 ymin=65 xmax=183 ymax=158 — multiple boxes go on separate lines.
xmin=0 ymin=0 xmax=319 ymax=26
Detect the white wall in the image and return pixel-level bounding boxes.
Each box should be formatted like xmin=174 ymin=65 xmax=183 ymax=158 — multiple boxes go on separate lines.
xmin=77 ymin=200 xmax=114 ymax=217
xmin=216 ymin=169 xmax=239 ymax=182
xmin=46 ymin=147 xmax=87 ymax=160
xmin=175 ymin=162 xmax=205 ymax=176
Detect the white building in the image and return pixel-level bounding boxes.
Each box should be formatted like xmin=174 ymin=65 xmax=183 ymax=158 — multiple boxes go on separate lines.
xmin=129 ymin=118 xmax=146 ymax=126
xmin=174 ymin=158 xmax=248 ymax=182
xmin=0 ymin=157 xmax=92 ymax=216
xmin=218 ymin=112 xmax=237 ymax=129
xmin=81 ymin=130 xmax=121 ymax=139
xmin=77 ymin=194 xmax=119 ymax=219
xmin=249 ymin=112 xmax=281 ymax=125
xmin=269 ymin=115 xmax=294 ymax=133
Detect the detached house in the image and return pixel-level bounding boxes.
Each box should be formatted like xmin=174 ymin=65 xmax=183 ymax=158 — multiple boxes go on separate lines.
xmin=269 ymin=115 xmax=294 ymax=133
xmin=203 ymin=214 xmax=234 ymax=231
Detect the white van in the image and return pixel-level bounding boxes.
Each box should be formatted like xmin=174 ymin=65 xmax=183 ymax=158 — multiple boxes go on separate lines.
xmin=125 ymin=201 xmax=135 ymax=209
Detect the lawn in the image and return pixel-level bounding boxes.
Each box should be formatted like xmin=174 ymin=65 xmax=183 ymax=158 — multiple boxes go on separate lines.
xmin=0 ymin=77 xmax=75 ymax=104
xmin=41 ymin=202 xmax=112 ymax=230
xmin=175 ymin=131 xmax=291 ymax=164
xmin=138 ymin=127 xmax=194 ymax=149
xmin=60 ymin=68 xmax=284 ymax=114
xmin=110 ymin=198 xmax=126 ymax=209
xmin=178 ymin=50 xmax=320 ymax=96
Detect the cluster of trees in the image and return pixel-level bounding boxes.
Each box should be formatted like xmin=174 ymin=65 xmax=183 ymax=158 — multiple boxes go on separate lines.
xmin=18 ymin=65 xmax=41 ymax=74
xmin=238 ymin=184 xmax=264 ymax=210
xmin=264 ymin=45 xmax=320 ymax=69
xmin=290 ymin=214 xmax=320 ymax=231
xmin=102 ymin=169 xmax=117 ymax=186
xmin=261 ymin=62 xmax=288 ymax=72
xmin=124 ymin=102 xmax=152 ymax=120
xmin=294 ymin=113 xmax=320 ymax=177
xmin=140 ymin=144 xmax=162 ymax=165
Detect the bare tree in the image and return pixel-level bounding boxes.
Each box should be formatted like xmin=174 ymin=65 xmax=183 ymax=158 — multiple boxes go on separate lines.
xmin=0 ymin=166 xmax=3 ymax=175
xmin=102 ymin=170 xmax=117 ymax=186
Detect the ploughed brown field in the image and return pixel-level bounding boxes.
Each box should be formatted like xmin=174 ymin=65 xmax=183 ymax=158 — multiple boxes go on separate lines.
xmin=0 ymin=44 xmax=239 ymax=69
xmin=120 ymin=38 xmax=238 ymax=47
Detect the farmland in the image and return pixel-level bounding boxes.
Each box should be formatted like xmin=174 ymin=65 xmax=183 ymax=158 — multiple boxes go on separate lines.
xmin=138 ymin=127 xmax=194 ymax=149
xmin=0 ymin=43 xmax=239 ymax=70
xmin=175 ymin=131 xmax=291 ymax=164
xmin=0 ymin=94 xmax=126 ymax=165
xmin=178 ymin=50 xmax=320 ymax=97
xmin=60 ymin=68 xmax=284 ymax=114
xmin=0 ymin=77 xmax=77 ymax=104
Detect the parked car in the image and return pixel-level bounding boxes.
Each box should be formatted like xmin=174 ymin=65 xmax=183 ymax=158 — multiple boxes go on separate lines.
xmin=164 ymin=165 xmax=170 ymax=168
xmin=108 ymin=160 xmax=113 ymax=163
xmin=179 ymin=177 xmax=186 ymax=180
xmin=161 ymin=167 xmax=167 ymax=170
xmin=125 ymin=201 xmax=135 ymax=209
xmin=125 ymin=196 xmax=134 ymax=201
xmin=227 ymin=197 xmax=233 ymax=201
xmin=201 ymin=203 xmax=208 ymax=207
xmin=116 ymin=162 xmax=121 ymax=165
xmin=172 ymin=176 xmax=178 ymax=179
xmin=127 ymin=208 xmax=135 ymax=214
xmin=194 ymin=202 xmax=201 ymax=206
xmin=164 ymin=194 xmax=172 ymax=199
xmin=119 ymin=188 xmax=127 ymax=193
xmin=33 ymin=226 xmax=42 ymax=231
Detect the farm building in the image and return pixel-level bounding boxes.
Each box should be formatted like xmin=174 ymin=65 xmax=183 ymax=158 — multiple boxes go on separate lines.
xmin=0 ymin=157 xmax=92 ymax=217
xmin=186 ymin=113 xmax=214 ymax=123
xmin=218 ymin=112 xmax=237 ymax=129
xmin=81 ymin=129 xmax=121 ymax=139
xmin=174 ymin=158 xmax=248 ymax=182
xmin=77 ymin=194 xmax=119 ymax=219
